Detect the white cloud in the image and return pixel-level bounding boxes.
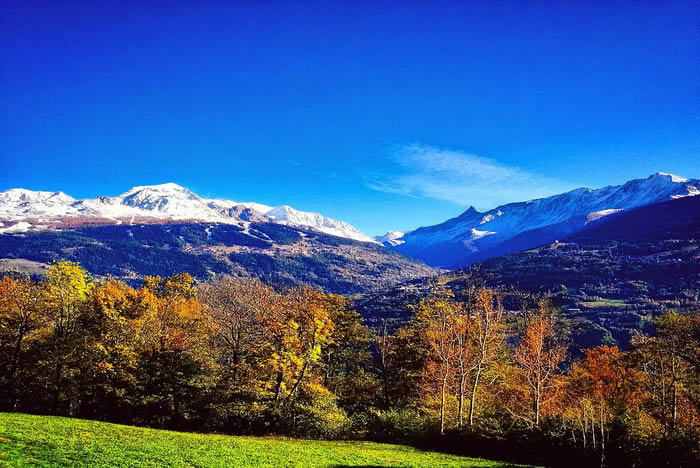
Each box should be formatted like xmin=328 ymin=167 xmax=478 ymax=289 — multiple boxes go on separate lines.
xmin=367 ymin=144 xmax=574 ymax=209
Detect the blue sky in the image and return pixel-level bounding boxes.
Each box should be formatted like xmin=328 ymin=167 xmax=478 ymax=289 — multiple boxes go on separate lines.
xmin=1 ymin=1 xmax=698 ymax=236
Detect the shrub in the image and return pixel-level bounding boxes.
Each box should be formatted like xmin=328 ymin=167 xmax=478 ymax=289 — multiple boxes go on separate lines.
xmin=368 ymin=408 xmax=427 ymax=443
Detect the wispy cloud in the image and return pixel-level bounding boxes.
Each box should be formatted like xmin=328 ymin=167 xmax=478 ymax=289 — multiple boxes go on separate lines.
xmin=366 ymin=144 xmax=574 ymax=209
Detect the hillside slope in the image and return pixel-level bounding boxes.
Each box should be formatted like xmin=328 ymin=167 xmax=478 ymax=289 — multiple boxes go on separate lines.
xmin=0 ymin=222 xmax=434 ymax=294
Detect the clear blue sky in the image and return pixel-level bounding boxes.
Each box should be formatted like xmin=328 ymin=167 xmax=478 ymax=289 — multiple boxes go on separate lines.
xmin=1 ymin=1 xmax=698 ymax=236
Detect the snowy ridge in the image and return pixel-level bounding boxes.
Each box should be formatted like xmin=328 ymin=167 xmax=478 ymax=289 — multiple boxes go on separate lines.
xmin=390 ymin=172 xmax=700 ymax=266
xmin=265 ymin=206 xmax=375 ymax=242
xmin=0 ymin=183 xmax=376 ymax=243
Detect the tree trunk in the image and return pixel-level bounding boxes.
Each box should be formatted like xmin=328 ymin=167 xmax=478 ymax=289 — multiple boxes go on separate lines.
xmin=661 ymin=378 xmax=668 ymax=435
xmin=440 ymin=373 xmax=447 ymax=435
xmin=382 ymin=368 xmax=390 ymax=410
xmin=272 ymin=371 xmax=283 ymax=408
xmin=173 ymin=393 xmax=181 ymax=427
xmin=51 ymin=360 xmax=63 ymax=414
xmin=600 ymin=406 xmax=605 ymax=468
xmin=672 ymin=384 xmax=677 ymax=431
xmin=323 ymin=350 xmax=332 ymax=388
xmin=7 ymin=327 xmax=26 ymax=381
xmin=287 ymin=360 xmax=310 ymax=409
xmin=469 ymin=365 xmax=482 ymax=426
xmin=458 ymin=373 xmax=466 ymax=429
xmin=534 ymin=381 xmax=541 ymax=426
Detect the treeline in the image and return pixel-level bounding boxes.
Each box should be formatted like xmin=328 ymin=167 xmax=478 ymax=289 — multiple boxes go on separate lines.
xmin=0 ymin=262 xmax=697 ymax=467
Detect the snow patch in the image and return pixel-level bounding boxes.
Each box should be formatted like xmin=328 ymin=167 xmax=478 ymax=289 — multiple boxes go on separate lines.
xmin=0 ymin=221 xmax=32 ymax=233
xmin=469 ymin=228 xmax=496 ymax=239
xmin=266 ymin=205 xmax=377 ymax=243
xmin=657 ymin=172 xmax=687 ymax=183
xmin=671 ymin=185 xmax=699 ymax=199
xmin=586 ymin=209 xmax=623 ymax=223
xmin=375 ymin=231 xmax=406 ymax=246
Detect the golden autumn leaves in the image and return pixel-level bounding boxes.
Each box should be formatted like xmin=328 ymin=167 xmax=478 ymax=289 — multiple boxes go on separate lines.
xmin=0 ymin=262 xmax=360 ymax=436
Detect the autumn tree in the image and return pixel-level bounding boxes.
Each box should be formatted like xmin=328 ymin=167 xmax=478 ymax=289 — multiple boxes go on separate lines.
xmin=264 ymin=287 xmax=334 ymax=411
xmin=198 ymin=277 xmax=277 ymax=429
xmin=415 ymin=290 xmax=460 ymax=435
xmin=81 ymin=279 xmax=158 ymax=421
xmin=374 ymin=318 xmax=428 ymax=411
xmin=631 ymin=311 xmax=698 ymax=436
xmin=136 ymin=273 xmax=214 ymax=428
xmin=320 ymin=294 xmax=376 ymax=417
xmin=459 ymin=288 xmax=505 ymax=427
xmin=43 ymin=261 xmax=93 ymax=414
xmin=513 ymin=300 xmax=566 ymax=427
xmin=565 ymin=346 xmax=643 ymax=464
xmin=0 ymin=276 xmax=46 ymax=409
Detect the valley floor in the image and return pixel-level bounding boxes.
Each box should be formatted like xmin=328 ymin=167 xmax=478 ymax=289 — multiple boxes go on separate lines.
xmin=0 ymin=413 xmax=533 ymax=467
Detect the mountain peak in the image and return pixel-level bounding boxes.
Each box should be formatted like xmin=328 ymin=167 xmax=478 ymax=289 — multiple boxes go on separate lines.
xmin=122 ymin=182 xmax=191 ymax=195
xmin=458 ymin=205 xmax=481 ymax=218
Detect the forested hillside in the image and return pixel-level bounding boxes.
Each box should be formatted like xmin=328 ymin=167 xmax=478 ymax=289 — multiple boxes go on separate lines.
xmin=0 ymin=222 xmax=434 ymax=294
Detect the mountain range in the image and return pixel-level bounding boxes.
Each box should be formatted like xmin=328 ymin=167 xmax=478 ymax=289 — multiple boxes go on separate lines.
xmin=0 ymin=172 xmax=697 ymax=293
xmin=377 ymin=172 xmax=699 ymax=267
xmin=0 ymin=183 xmax=375 ymax=243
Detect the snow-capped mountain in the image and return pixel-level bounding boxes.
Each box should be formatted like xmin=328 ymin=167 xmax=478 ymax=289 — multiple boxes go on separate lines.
xmin=0 ymin=183 xmax=376 ymax=243
xmin=374 ymin=231 xmax=407 ymax=246
xmin=384 ymin=173 xmax=700 ymax=267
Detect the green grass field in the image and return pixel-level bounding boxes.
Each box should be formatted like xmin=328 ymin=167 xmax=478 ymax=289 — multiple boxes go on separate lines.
xmin=0 ymin=413 xmax=533 ymax=467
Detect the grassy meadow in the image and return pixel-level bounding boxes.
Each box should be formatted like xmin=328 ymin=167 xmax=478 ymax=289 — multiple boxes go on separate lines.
xmin=0 ymin=413 xmax=534 ymax=467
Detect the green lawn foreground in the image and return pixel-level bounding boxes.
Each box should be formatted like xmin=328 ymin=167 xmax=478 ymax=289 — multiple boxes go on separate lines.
xmin=0 ymin=412 xmax=534 ymax=467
